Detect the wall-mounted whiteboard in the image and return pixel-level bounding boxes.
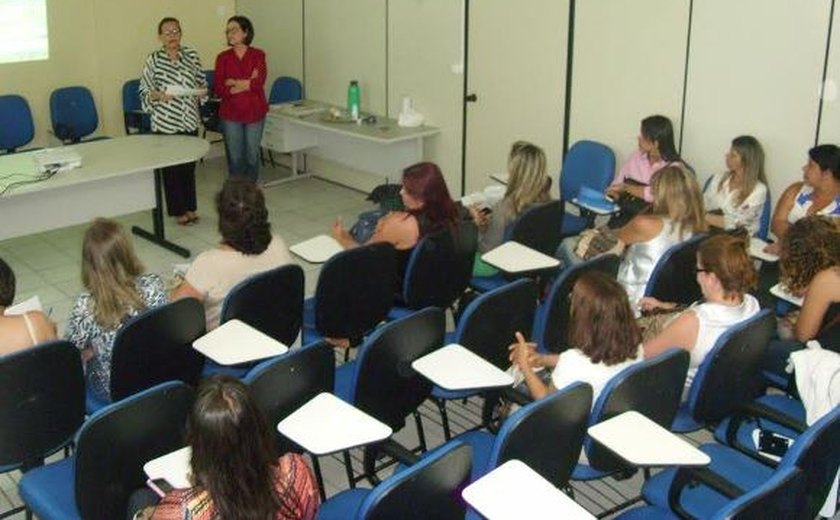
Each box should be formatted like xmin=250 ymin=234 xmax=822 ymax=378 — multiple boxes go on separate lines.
xmin=0 ymin=0 xmax=49 ymax=64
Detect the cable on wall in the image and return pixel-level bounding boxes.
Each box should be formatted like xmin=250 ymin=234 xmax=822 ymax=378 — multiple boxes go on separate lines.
xmin=678 ymin=0 xmax=694 ymax=154
xmin=815 ymin=0 xmax=836 ymax=145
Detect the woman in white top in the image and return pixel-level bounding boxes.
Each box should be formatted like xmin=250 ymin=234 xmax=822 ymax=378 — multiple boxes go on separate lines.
xmin=0 ymin=257 xmax=56 ymax=355
xmin=642 ymin=233 xmax=761 ymax=390
xmin=172 ymin=178 xmax=292 ymax=331
xmin=616 ymin=166 xmax=707 ymax=312
xmin=557 ymin=166 xmax=706 ymax=311
xmin=765 ymin=144 xmax=840 ymax=255
xmin=704 ymin=135 xmax=768 ymax=236
xmin=509 ymin=271 xmax=643 ymax=404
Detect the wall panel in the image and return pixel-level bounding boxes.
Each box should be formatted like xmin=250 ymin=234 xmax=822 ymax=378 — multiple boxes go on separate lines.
xmin=569 ymin=0 xmax=690 ymax=171
xmin=681 ymin=0 xmax=830 ymax=206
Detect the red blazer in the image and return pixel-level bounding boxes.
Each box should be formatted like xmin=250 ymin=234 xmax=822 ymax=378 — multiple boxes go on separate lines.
xmin=214 ymin=46 xmax=269 ymax=124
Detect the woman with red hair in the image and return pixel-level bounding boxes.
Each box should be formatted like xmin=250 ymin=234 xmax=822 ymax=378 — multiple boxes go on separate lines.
xmin=332 ymin=161 xmax=459 ymax=251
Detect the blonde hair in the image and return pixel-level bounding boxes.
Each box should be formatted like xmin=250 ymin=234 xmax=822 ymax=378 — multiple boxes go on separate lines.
xmin=650 ymin=165 xmax=707 ymax=238
xmin=719 ymin=135 xmax=767 ymax=206
xmin=81 ymin=218 xmax=147 ymax=328
xmin=504 ymin=141 xmax=550 ymax=218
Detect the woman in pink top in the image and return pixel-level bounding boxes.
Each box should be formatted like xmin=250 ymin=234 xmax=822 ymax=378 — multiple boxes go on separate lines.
xmin=214 ymin=16 xmax=269 ymax=183
xmin=607 ymin=115 xmax=685 ymax=203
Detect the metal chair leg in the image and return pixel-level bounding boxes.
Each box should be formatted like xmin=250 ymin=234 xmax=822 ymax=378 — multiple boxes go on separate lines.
xmin=413 ymin=411 xmax=427 ymax=452
xmin=434 ymin=398 xmax=452 ymax=441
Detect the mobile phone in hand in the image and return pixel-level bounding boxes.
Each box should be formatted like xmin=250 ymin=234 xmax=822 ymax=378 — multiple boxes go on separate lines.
xmin=147 ymin=478 xmax=174 ymax=497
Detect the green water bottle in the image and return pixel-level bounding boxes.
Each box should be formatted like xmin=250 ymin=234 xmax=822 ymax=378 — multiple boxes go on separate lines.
xmin=347 ymin=80 xmax=360 ymax=121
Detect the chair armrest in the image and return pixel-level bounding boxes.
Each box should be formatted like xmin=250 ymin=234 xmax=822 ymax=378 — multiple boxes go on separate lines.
xmin=501 ymin=386 xmax=533 ymax=406
xmin=724 ymin=401 xmax=806 ymax=448
xmin=668 ymin=467 xmax=745 ymax=519
xmin=376 ymin=438 xmax=420 ymax=466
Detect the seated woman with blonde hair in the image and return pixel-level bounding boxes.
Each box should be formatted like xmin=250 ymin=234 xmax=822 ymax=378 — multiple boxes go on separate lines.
xmin=703 ymin=135 xmax=768 ymax=235
xmin=642 ymin=233 xmax=761 ymax=390
xmin=65 ymin=218 xmax=168 ymax=403
xmin=558 ymin=165 xmax=707 ymax=314
xmin=508 ymin=271 xmax=643 ymax=403
xmin=0 ymin=257 xmax=56 ymax=355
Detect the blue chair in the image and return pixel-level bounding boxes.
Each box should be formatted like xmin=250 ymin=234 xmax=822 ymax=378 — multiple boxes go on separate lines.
xmin=572 ymin=349 xmax=689 ymax=486
xmin=245 ymin=342 xmax=334 ymax=500
xmin=302 ymin=242 xmax=397 ymax=360
xmin=388 ymin=221 xmax=478 ymax=321
xmin=121 ymin=79 xmax=150 ymax=135
xmin=49 ymin=86 xmax=106 ymax=143
xmin=531 ymin=253 xmax=620 ymax=354
xmin=455 ymin=382 xmax=592 ymax=490
xmin=470 ymin=200 xmax=564 ymax=293
xmin=560 ymin=140 xmax=616 ymax=235
xmin=269 ymin=76 xmax=303 ymax=105
xmin=0 ymin=94 xmax=35 ymax=153
xmin=263 ymin=76 xmax=304 ymax=166
xmin=203 ymin=264 xmax=305 ymax=378
xmin=616 ymin=465 xmax=807 ymax=519
xmin=640 ymin=403 xmax=840 ymax=519
xmin=643 ymin=233 xmax=707 ymax=307
xmin=19 ymin=382 xmax=195 ymax=520
xmin=0 ymin=340 xmax=85 ymax=519
xmin=316 ymin=440 xmax=472 ymax=520
xmin=87 ymin=298 xmax=206 ymax=413
xmin=671 ymin=309 xmax=776 ymax=434
xmin=334 ymin=307 xmax=445 ymax=484
xmin=431 ymin=279 xmax=537 ymax=440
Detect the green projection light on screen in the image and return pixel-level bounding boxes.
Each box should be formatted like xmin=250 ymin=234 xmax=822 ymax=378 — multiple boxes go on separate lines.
xmin=0 ymin=0 xmax=49 ymax=64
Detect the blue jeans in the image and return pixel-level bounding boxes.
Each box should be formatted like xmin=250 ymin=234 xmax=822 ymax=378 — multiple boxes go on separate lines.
xmin=221 ymin=118 xmax=265 ymax=183
xmin=555 ymin=235 xmax=584 ymax=271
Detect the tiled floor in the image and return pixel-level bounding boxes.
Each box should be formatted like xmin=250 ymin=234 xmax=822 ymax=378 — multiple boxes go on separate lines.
xmin=0 ymin=157 xmax=715 ymax=518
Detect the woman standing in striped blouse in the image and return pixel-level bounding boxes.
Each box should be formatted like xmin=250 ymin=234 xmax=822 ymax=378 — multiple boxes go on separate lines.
xmin=139 ymin=17 xmax=207 ymax=226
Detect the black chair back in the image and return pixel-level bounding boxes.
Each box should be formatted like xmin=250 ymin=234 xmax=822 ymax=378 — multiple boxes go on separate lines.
xmin=448 ymin=219 xmax=479 ymax=306
xmin=456 ymin=278 xmax=537 ymax=370
xmin=644 ymin=233 xmax=706 ymax=305
xmin=585 ymin=349 xmax=690 ymax=472
xmin=402 ymin=224 xmax=478 ymax=310
xmin=508 ymin=200 xmax=565 ymax=257
xmin=491 ymin=382 xmax=592 ymax=489
xmin=220 ymin=264 xmax=304 ymax=346
xmin=359 ymin=441 xmax=472 ymax=520
xmin=315 ymin=242 xmax=397 ymax=341
xmin=354 ymin=307 xmax=445 ymax=430
xmin=777 ymin=404 xmax=840 ymax=518
xmin=0 ymin=340 xmax=84 ymax=470
xmin=686 ymin=310 xmax=775 ymax=426
xmin=110 ymin=298 xmax=206 ymax=401
xmin=716 ymin=466 xmax=807 ymax=520
xmin=245 ymin=342 xmax=334 ymax=455
xmin=75 ymin=382 xmax=194 ymax=520
xmin=538 ymin=254 xmax=620 ymax=354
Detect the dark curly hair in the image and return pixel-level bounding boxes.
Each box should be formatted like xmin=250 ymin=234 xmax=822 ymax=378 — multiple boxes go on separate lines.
xmin=780 ymin=216 xmax=840 ymax=293
xmin=0 ymin=257 xmax=15 ymax=307
xmin=216 ymin=178 xmax=272 ymax=255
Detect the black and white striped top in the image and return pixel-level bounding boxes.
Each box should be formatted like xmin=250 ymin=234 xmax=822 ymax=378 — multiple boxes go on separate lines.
xmin=139 ymin=46 xmax=206 ymax=134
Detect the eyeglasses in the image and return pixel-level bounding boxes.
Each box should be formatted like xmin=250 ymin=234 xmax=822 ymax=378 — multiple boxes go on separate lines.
xmin=696 ymin=266 xmax=709 ymax=273
xmin=161 ymin=29 xmax=181 ymax=36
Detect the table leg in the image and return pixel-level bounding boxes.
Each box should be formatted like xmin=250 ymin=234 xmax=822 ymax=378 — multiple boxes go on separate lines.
xmin=309 ymin=454 xmax=327 ymax=503
xmin=342 ymin=450 xmax=356 ymax=489
xmin=131 ymin=169 xmax=190 ymax=258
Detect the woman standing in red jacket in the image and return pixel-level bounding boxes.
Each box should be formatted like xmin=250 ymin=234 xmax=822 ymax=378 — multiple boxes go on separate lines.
xmin=214 ymin=16 xmax=269 ymax=183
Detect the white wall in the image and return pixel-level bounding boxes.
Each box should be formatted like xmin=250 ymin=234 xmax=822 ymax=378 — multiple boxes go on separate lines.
xmin=819 ymin=1 xmax=840 ymax=145
xmin=569 ymin=0 xmax=690 ymax=168
xmin=681 ymin=0 xmax=831 ymax=201
xmin=0 ymin=0 xmax=235 ymax=147
xmin=236 ymin=0 xmax=303 ymax=90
